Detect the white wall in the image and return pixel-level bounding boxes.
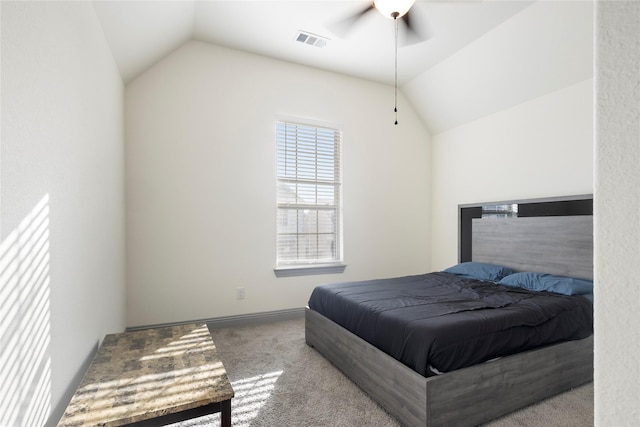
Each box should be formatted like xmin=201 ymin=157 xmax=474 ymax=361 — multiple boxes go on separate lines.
xmin=594 ymin=1 xmax=640 ymax=425
xmin=430 ymin=79 xmax=594 ymax=270
xmin=125 ymin=40 xmax=431 ymax=328
xmin=1 ymin=2 xmax=125 ymax=426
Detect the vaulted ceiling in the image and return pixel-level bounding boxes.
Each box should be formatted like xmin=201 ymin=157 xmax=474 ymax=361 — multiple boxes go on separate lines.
xmin=92 ymin=1 xmax=594 ymax=134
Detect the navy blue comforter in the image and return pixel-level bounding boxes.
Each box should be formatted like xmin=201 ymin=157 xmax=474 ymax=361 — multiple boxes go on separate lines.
xmin=308 ymin=272 xmax=593 ymax=376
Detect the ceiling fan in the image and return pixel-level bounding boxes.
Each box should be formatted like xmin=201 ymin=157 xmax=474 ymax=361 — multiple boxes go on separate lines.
xmin=328 ymin=0 xmax=431 ymax=46
xmin=328 ymin=0 xmax=431 ymax=125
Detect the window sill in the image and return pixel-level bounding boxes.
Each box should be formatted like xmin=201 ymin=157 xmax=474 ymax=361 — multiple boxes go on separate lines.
xmin=273 ymin=264 xmax=347 ymax=278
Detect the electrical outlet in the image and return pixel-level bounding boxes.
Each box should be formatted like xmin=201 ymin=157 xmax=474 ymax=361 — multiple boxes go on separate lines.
xmin=236 ymin=287 xmax=245 ymax=300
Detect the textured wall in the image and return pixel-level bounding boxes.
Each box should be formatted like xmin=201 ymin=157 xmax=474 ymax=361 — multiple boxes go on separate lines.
xmin=594 ymin=1 xmax=640 ymax=425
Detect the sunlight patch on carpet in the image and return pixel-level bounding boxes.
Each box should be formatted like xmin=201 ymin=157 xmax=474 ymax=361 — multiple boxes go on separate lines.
xmin=165 ymin=369 xmax=283 ymax=427
xmin=231 ymin=370 xmax=282 ymax=426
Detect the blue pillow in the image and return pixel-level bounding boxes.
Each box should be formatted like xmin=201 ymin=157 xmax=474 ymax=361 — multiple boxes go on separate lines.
xmin=498 ymin=272 xmax=593 ymax=297
xmin=443 ymin=262 xmax=515 ymax=282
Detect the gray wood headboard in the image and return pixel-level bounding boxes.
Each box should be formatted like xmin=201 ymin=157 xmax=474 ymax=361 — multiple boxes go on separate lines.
xmin=472 ymin=216 xmax=593 ymax=280
xmin=461 ymin=195 xmax=593 ymax=280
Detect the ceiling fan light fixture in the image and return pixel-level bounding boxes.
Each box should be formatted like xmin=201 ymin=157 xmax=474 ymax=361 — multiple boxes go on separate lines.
xmin=374 ymin=0 xmax=416 ymax=19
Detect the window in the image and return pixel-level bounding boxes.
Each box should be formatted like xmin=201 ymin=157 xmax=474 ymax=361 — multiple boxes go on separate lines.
xmin=481 ymin=204 xmax=518 ymax=218
xmin=274 ymin=119 xmax=344 ymax=277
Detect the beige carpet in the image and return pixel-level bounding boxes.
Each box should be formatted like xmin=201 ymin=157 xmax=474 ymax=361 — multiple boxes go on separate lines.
xmin=171 ymin=317 xmax=593 ymax=427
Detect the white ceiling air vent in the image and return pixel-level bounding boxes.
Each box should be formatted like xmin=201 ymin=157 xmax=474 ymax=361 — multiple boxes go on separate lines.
xmin=294 ymin=31 xmax=329 ymax=48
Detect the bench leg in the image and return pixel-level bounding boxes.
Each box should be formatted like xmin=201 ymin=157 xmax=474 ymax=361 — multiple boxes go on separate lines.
xmin=220 ymin=399 xmax=232 ymax=427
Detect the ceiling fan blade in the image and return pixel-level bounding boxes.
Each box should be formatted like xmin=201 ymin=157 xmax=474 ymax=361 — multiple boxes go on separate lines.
xmin=402 ymin=8 xmax=432 ymax=45
xmin=326 ymin=3 xmax=376 ymax=38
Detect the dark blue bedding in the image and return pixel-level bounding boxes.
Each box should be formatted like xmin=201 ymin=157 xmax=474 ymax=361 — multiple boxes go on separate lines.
xmin=307 ymin=272 xmax=593 ymax=376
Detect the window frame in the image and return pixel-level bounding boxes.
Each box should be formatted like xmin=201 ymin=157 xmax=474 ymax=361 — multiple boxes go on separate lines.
xmin=273 ymin=117 xmax=346 ymax=277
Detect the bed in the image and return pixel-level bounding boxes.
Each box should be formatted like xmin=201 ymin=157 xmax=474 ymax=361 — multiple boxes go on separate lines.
xmin=305 ymin=195 xmax=593 ymax=427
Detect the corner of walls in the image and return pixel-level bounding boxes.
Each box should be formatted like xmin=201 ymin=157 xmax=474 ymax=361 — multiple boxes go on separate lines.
xmin=400 ymin=0 xmax=594 ymax=272
xmin=1 ymin=2 xmax=125 ymax=426
xmin=405 ymin=0 xmax=593 ymax=136
xmin=429 ymin=80 xmax=594 ymax=271
xmin=124 ymin=40 xmax=432 ymax=327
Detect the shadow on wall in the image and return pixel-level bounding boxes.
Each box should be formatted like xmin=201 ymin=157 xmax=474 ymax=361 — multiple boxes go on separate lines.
xmin=0 ymin=194 xmax=52 ymax=426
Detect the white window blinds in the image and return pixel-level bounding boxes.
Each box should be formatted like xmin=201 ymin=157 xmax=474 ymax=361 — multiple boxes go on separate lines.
xmin=276 ymin=120 xmax=342 ymax=266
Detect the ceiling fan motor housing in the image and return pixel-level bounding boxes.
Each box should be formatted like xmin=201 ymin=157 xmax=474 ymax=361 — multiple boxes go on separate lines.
xmin=374 ymin=0 xmax=416 ymax=19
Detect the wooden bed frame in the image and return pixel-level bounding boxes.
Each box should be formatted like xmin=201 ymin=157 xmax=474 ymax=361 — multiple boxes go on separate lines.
xmin=305 ymin=196 xmax=593 ymax=427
